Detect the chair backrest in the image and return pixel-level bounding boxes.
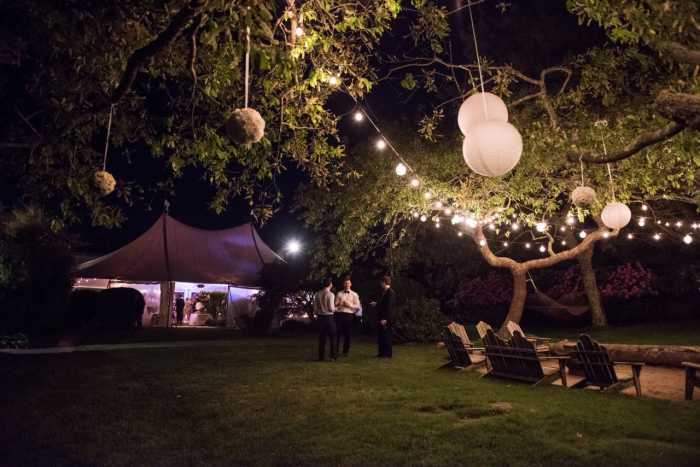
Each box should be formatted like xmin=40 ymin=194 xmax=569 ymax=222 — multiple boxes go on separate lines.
xmin=483 ymin=329 xmax=544 ymax=381
xmin=506 ymin=320 xmax=525 ymax=338
xmin=475 ymin=321 xmax=492 ymax=340
xmin=448 ymin=322 xmax=472 ymax=348
xmin=442 ymin=327 xmax=473 ymax=367
xmin=575 ymin=334 xmax=618 ymax=386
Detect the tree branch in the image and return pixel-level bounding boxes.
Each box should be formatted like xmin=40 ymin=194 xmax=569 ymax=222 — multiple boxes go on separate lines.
xmin=567 ymin=121 xmax=685 ymax=164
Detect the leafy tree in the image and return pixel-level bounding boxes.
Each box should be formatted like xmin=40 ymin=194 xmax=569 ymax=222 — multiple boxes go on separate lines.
xmin=0 ymin=0 xmax=400 ymax=229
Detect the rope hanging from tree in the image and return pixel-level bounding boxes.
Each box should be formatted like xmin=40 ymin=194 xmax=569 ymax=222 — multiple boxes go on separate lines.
xmin=94 ymin=104 xmax=117 ymax=196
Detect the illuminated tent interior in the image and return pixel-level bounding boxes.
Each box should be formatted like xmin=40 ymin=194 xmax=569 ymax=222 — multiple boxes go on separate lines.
xmin=76 ymin=214 xmax=283 ymax=327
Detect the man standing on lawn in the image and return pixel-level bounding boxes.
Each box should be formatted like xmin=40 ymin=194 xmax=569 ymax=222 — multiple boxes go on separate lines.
xmin=313 ymin=278 xmax=337 ymax=361
xmin=373 ymin=276 xmax=395 ymax=358
xmin=334 ymin=276 xmax=361 ymax=357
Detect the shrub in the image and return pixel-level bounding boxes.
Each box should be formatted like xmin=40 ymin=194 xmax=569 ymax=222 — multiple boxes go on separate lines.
xmin=393 ymin=297 xmax=448 ymax=343
xmin=453 ymin=272 xmax=512 ymax=306
xmin=600 ymin=262 xmax=657 ymax=300
xmin=0 ymin=207 xmax=75 ymax=335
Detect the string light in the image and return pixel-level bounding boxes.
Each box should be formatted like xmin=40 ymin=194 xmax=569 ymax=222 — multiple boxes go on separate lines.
xmin=627 ymin=233 xmax=634 ymax=239
xmin=395 ymin=163 xmax=407 ymax=176
xmin=675 ymin=221 xmax=683 ymax=228
xmin=503 ymin=241 xmax=509 ymax=247
xmin=420 ymin=215 xmax=427 ymax=222
xmin=424 ymin=191 xmax=432 ymax=200
xmin=375 ymin=139 xmax=387 ymax=150
xmin=410 ymin=178 xmax=420 ymax=188
xmin=535 ymin=222 xmax=547 ymax=233
xmin=412 ymin=212 xmax=419 ymax=219
xmin=465 ymin=217 xmax=478 ymax=228
xmin=579 ymin=231 xmax=587 ymax=239
xmin=525 ymin=242 xmax=531 ymax=249
xmin=683 ymin=234 xmax=693 ymax=245
xmin=451 ymin=214 xmax=463 ymax=224
xmin=638 ymin=217 xmax=646 ymax=227
xmin=328 ymin=75 xmax=339 ymax=86
xmin=538 ymin=245 xmax=546 ymax=253
xmin=444 ymin=207 xmax=453 ymax=216
xmin=434 ymin=201 xmax=443 ymax=209
xmin=565 ymin=216 xmax=575 ymax=225
xmin=559 ymin=226 xmax=566 ymax=232
xmin=488 ymin=223 xmax=496 ymax=231
xmin=653 ymin=233 xmax=661 ymax=241
xmin=457 ymin=231 xmax=463 ymax=237
xmin=478 ymin=239 xmax=487 ymax=246
xmin=353 ymin=111 xmax=364 ymax=122
xmin=603 ymin=231 xmax=610 ymax=239
xmin=641 ymin=204 xmax=648 ymax=211
xmin=295 ymin=26 xmax=305 ymax=37
xmin=511 ymin=223 xmax=520 ymax=231
xmin=561 ymin=240 xmax=567 ymax=246
xmin=664 ymin=222 xmax=670 ymax=227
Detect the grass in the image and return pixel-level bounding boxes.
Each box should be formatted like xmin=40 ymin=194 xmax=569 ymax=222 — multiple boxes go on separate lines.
xmin=2 ymin=332 xmax=700 ymax=466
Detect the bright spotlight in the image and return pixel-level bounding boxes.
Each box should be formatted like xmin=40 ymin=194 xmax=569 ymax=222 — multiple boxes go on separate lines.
xmin=286 ymin=239 xmax=302 ymax=255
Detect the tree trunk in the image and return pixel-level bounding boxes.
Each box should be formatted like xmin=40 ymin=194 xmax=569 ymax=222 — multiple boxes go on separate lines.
xmin=577 ymin=244 xmax=607 ymax=328
xmin=550 ymin=341 xmax=700 ymax=367
xmin=499 ymin=269 xmax=527 ymax=333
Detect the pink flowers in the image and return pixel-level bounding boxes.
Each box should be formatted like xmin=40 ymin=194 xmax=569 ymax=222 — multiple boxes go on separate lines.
xmin=599 ymin=262 xmax=657 ymax=300
xmin=454 ymin=272 xmax=513 ymax=305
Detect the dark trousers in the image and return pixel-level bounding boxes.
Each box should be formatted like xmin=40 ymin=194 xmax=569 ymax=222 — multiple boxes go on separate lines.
xmin=318 ymin=315 xmax=337 ymax=360
xmin=335 ymin=313 xmax=353 ymax=355
xmin=377 ymin=324 xmax=393 ymax=358
xmin=176 ymin=311 xmax=183 ymax=325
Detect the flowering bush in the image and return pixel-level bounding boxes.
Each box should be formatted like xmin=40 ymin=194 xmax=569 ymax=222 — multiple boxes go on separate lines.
xmin=600 ymin=262 xmax=657 ymax=300
xmin=545 ymin=266 xmax=582 ymax=299
xmin=453 ymin=272 xmax=512 ymax=306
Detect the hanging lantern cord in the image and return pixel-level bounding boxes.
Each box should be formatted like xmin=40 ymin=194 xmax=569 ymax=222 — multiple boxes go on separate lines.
xmin=244 ymin=26 xmax=251 ymax=108
xmin=102 ymin=104 xmax=115 ymax=171
xmin=600 ymin=133 xmax=616 ymax=201
xmin=578 ymin=154 xmax=585 ymax=187
xmin=467 ymin=2 xmax=488 ymax=119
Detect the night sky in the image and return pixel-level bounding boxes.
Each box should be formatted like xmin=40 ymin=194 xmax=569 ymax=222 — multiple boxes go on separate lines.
xmin=81 ymin=0 xmax=605 ymax=257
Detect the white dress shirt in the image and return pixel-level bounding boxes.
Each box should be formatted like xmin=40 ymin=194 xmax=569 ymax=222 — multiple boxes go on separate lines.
xmin=334 ymin=289 xmax=360 ymax=314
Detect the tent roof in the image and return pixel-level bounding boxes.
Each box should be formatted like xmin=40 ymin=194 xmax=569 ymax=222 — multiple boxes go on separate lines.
xmin=77 ymin=214 xmax=282 ymax=286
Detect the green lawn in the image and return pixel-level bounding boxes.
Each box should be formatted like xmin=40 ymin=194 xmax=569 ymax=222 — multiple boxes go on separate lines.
xmin=2 ymin=335 xmax=700 ymax=466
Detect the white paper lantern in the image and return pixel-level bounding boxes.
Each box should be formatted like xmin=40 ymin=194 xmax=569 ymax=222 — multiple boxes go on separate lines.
xmin=571 ymin=186 xmax=597 ymax=207
xmin=462 ymin=121 xmax=522 ymax=177
xmin=458 ymin=92 xmax=508 ymax=135
xmin=601 ymin=201 xmax=631 ymax=229
xmin=225 ymin=107 xmax=265 ymax=144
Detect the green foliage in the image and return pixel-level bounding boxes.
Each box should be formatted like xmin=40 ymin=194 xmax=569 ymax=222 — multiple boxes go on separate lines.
xmin=0 ymin=206 xmax=75 ymax=334
xmin=0 ymin=0 xmax=400 ymax=227
xmin=392 ymin=296 xmax=447 ymax=342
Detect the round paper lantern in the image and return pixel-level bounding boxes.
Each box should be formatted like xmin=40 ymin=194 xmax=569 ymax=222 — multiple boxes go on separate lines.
xmin=94 ymin=170 xmax=116 ymax=196
xmin=571 ymin=186 xmax=597 ymax=207
xmin=601 ymin=201 xmax=631 ymax=229
xmin=462 ymin=121 xmax=523 ymax=177
xmin=225 ymin=107 xmax=265 ymax=144
xmin=458 ymin=92 xmax=508 ymax=135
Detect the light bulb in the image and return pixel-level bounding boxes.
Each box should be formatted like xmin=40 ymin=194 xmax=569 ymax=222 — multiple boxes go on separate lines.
xmin=675 ymin=221 xmax=683 ymax=228
xmin=395 ymin=163 xmax=407 ymax=176
xmin=665 ymin=222 xmax=670 ymax=227
xmin=638 ymin=217 xmax=646 ymax=227
xmin=627 ymin=233 xmax=634 ymax=239
xmin=566 ymin=216 xmax=575 ymax=225
xmin=488 ymin=223 xmax=496 ymax=231
xmin=525 ymin=242 xmax=531 ymax=249
xmin=641 ymin=204 xmax=648 ymax=211
xmin=295 ymin=26 xmax=304 ymax=37
xmin=511 ymin=223 xmax=520 ymax=231
xmin=410 ymin=178 xmax=420 ymax=188
xmin=683 ymin=234 xmax=693 ymax=245
xmin=465 ymin=217 xmax=478 ymax=228
xmin=579 ymin=231 xmax=587 ymax=239
xmin=328 ymin=75 xmax=339 ymax=86
xmin=424 ymin=191 xmax=432 ymax=200
xmin=560 ymin=226 xmax=566 ymax=232
xmin=353 ymin=111 xmax=364 ymax=122
xmin=478 ymin=239 xmax=486 ymax=246
xmin=561 ymin=240 xmax=567 ymax=246
xmin=435 ymin=223 xmax=440 ymax=229
xmin=603 ymin=231 xmax=610 ymax=238
xmin=444 ymin=207 xmax=453 ymax=216
xmin=503 ymin=241 xmax=509 ymax=247
xmin=375 ymin=139 xmax=386 ymax=150
xmin=420 ymin=215 xmax=427 ymax=222
xmin=434 ymin=201 xmax=443 ymax=209
xmin=539 ymin=245 xmax=546 ymax=253
xmin=653 ymin=233 xmax=661 ymax=241
xmin=535 ymin=222 xmax=547 ymax=233
xmin=457 ymin=231 xmax=463 ymax=237
xmin=412 ymin=212 xmax=419 ymax=219
xmin=451 ymin=214 xmax=462 ymax=224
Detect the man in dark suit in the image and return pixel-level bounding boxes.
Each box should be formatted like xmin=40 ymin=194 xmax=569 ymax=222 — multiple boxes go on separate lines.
xmin=374 ymin=275 xmax=395 ymax=358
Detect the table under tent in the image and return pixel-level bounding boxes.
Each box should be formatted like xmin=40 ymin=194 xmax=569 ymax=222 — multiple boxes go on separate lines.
xmin=75 ymin=214 xmax=283 ymax=327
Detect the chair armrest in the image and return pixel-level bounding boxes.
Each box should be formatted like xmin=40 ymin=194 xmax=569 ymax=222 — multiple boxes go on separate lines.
xmin=467 ymin=347 xmax=485 ymax=351
xmin=539 ymin=356 xmax=570 ymax=360
xmin=681 ymin=362 xmax=700 ymax=370
xmin=614 ymin=361 xmax=644 ymax=367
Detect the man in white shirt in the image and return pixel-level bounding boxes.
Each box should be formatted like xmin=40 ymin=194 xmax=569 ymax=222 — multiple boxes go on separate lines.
xmin=334 ymin=276 xmax=361 ymax=356
xmin=313 ymin=278 xmax=337 ymax=361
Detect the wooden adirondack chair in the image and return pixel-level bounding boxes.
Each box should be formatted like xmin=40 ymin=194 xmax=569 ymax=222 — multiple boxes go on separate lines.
xmin=475 ymin=321 xmax=493 ymax=341
xmin=571 ymin=334 xmax=643 ymax=396
xmin=447 ymin=322 xmax=477 ymax=349
xmin=482 ymin=329 xmax=568 ymax=386
xmin=441 ymin=326 xmax=486 ymax=370
xmin=505 ymin=321 xmax=551 ymax=354
xmin=682 ymin=362 xmax=700 ymax=400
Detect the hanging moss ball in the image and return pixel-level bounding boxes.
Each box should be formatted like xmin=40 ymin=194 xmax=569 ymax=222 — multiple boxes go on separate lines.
xmin=571 ymin=186 xmax=597 ymax=207
xmin=94 ymin=170 xmax=116 ymax=196
xmin=225 ymin=107 xmax=265 ymax=144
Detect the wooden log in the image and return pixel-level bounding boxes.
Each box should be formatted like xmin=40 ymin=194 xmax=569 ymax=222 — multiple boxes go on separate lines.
xmin=549 ymin=341 xmax=700 ymax=368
